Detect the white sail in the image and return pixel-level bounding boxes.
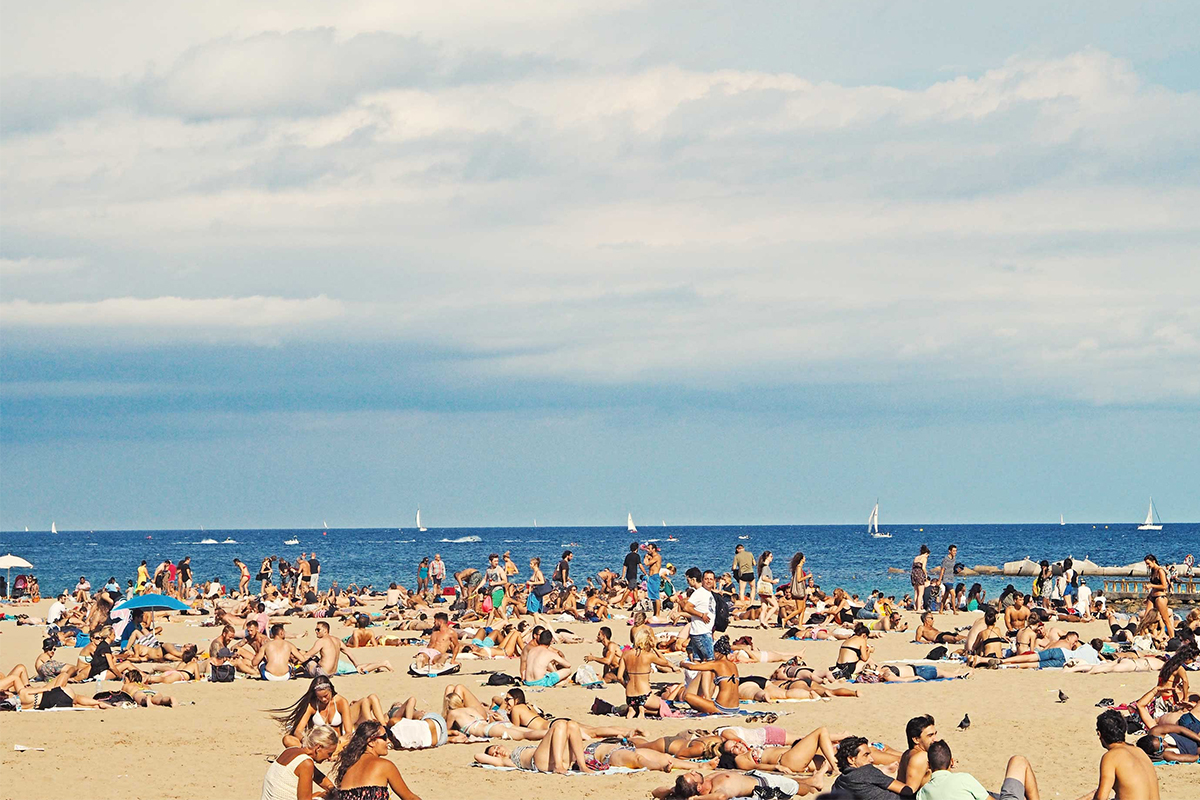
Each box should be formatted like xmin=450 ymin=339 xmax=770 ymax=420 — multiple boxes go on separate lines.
xmin=51 ymin=521 xmax=57 ymax=534
xmin=1059 ymin=514 xmax=1065 ymax=526
xmin=867 ymin=503 xmax=879 ymax=534
xmin=323 ymin=520 xmax=328 ymax=529
xmin=1138 ymin=497 xmax=1163 ymax=530
xmin=534 ymin=519 xmax=538 ymax=528
xmin=662 ymin=520 xmax=666 ymax=526
xmin=417 ymin=507 xmax=427 ymax=531
xmin=24 ymin=526 xmax=29 ymax=532
xmin=627 ymin=513 xmax=637 ymax=533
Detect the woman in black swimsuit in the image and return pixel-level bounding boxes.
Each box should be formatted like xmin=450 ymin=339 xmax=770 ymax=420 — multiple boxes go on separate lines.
xmin=832 ymin=624 xmax=872 ymax=680
xmin=1143 ymin=554 xmax=1175 ymax=639
xmin=617 ymin=630 xmax=676 ymax=717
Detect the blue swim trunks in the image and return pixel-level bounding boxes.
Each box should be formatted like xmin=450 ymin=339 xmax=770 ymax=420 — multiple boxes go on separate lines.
xmin=1038 ymin=648 xmax=1066 ymax=669
xmin=912 ymin=665 xmax=939 ymax=681
xmin=524 ymin=672 xmax=562 ymax=688
xmin=647 ymin=580 xmax=660 ymax=601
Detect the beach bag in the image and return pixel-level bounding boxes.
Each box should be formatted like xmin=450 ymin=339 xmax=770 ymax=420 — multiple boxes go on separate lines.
xmin=925 ymin=646 xmax=949 ymax=661
xmin=590 ymin=697 xmax=616 ymax=716
xmin=485 ymin=672 xmax=518 ymax=686
xmin=573 ymin=664 xmax=601 ymax=686
xmin=713 ymin=594 xmax=732 ymax=633
xmin=210 ymin=664 xmax=236 ymax=683
xmin=756 ymin=578 xmax=772 ymax=596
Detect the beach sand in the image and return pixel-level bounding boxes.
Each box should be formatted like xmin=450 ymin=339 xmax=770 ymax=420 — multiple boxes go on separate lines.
xmin=1 ymin=601 xmax=1193 ymax=800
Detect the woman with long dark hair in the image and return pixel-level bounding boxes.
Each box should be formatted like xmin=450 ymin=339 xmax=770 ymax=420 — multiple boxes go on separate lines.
xmin=334 ymin=721 xmax=422 ymax=799
xmin=788 ymin=552 xmax=808 ymax=627
xmin=1143 ymin=554 xmax=1175 ymax=639
xmin=272 ymin=676 xmax=388 ymax=748
xmin=756 ymin=551 xmax=780 ymax=629
xmin=911 ymin=545 xmax=930 ymax=611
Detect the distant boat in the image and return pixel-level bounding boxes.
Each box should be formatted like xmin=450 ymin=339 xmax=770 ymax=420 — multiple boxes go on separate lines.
xmin=24 ymin=526 xmax=28 ymax=532
xmin=323 ymin=520 xmax=328 ymax=530
xmin=738 ymin=535 xmax=749 ymax=540
xmin=284 ymin=538 xmax=299 ymax=545
xmin=1137 ymin=497 xmax=1163 ymax=531
xmin=222 ymin=537 xmax=238 ymax=544
xmin=200 ymin=525 xmax=205 ymax=532
xmin=51 ymin=521 xmax=57 ymax=534
xmin=868 ymin=501 xmax=891 ymax=538
xmin=1059 ymin=514 xmax=1065 ymax=526
xmin=627 ymin=513 xmax=637 ymax=534
xmin=661 ymin=520 xmax=666 ymax=527
xmin=667 ymin=536 xmax=678 ymax=542
xmin=200 ymin=538 xmax=219 ymax=545
xmin=534 ymin=519 xmax=538 ymax=528
xmin=416 ymin=507 xmax=427 ymax=532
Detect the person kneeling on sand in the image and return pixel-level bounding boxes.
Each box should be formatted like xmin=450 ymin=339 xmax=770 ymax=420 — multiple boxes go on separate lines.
xmin=915 ymin=740 xmax=1040 ymax=800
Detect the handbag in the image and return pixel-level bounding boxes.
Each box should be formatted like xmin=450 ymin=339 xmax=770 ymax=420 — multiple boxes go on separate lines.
xmin=210 ymin=664 xmax=236 ymax=683
xmin=756 ymin=578 xmax=772 ymax=596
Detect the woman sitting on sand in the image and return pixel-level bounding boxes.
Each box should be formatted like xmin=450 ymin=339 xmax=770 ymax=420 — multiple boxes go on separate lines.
xmin=274 ymin=677 xmax=389 ymax=749
xmin=831 ymin=624 xmax=873 ymax=679
xmin=262 ymin=725 xmax=338 ymax=800
xmin=474 ymin=718 xmax=596 ymax=774
xmin=617 ymin=630 xmax=678 ymax=717
xmin=334 ymin=721 xmax=422 ymax=799
xmin=680 ymin=635 xmax=742 ymax=714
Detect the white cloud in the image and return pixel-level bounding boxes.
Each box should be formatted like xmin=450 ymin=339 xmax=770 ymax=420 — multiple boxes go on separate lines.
xmin=0 ymin=295 xmax=344 ymax=329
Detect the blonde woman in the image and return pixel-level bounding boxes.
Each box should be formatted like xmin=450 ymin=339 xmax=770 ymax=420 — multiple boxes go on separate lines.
xmin=617 ymin=630 xmax=677 ymax=718
xmin=262 ymin=725 xmax=338 ymax=800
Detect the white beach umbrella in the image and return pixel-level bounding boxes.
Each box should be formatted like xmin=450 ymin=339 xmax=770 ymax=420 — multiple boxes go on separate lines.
xmin=0 ymin=553 xmax=34 ymax=594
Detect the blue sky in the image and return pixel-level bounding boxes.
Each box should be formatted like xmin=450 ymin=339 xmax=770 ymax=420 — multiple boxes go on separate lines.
xmin=2 ymin=2 xmax=1198 ymax=528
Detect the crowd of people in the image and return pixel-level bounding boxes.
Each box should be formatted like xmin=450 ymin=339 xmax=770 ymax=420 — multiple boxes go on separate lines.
xmin=1 ymin=540 xmax=1196 ymax=800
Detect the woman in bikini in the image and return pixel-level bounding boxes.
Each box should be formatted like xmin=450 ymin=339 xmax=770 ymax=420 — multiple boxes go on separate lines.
xmin=966 ymin=608 xmax=1009 ymax=666
xmin=474 ymin=718 xmax=596 ymax=774
xmin=257 ymin=556 xmax=274 ymax=595
xmin=618 ymin=630 xmax=677 ymax=718
xmin=93 ymin=669 xmax=177 ymax=707
xmin=911 ymin=545 xmax=931 ymax=611
xmin=274 ymin=677 xmax=389 ymax=749
xmin=142 ymin=644 xmax=201 ymax=683
xmin=831 ymin=624 xmax=873 ymax=680
xmin=681 ymin=635 xmax=742 ymax=715
xmin=234 ymin=558 xmax=251 ymax=596
xmin=1143 ymin=554 xmax=1175 ymax=639
xmin=631 ymin=730 xmax=723 ymax=758
xmin=716 ymin=725 xmax=837 ymax=778
xmin=729 ymin=636 xmax=809 ymax=664
xmin=581 ymin=739 xmax=706 ymax=772
xmin=334 ymin=721 xmax=422 ymax=799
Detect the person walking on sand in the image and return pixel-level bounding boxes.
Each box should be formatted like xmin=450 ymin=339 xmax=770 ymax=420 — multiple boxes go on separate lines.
xmin=936 ymin=545 xmax=958 ymax=614
xmin=911 ymin=545 xmax=930 ymax=612
xmin=429 ymin=554 xmax=445 ymax=596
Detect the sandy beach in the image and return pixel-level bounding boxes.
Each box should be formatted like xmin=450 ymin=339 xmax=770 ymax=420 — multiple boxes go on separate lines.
xmin=0 ymin=598 xmax=1193 ymax=800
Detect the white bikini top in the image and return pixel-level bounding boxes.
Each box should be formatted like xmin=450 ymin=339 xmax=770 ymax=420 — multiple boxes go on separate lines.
xmin=313 ymin=703 xmax=342 ymax=727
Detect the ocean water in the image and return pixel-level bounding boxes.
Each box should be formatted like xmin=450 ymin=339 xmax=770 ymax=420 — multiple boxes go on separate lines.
xmin=3 ymin=523 xmax=1196 ymax=601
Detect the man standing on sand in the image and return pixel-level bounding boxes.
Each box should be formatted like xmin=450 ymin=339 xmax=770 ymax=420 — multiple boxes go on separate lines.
xmin=679 ymin=567 xmax=715 ymax=662
xmin=522 ymin=628 xmax=574 ymax=688
xmin=253 ymin=623 xmax=301 ymax=680
xmin=644 ymin=543 xmax=663 ymax=617
xmin=899 ymin=715 xmax=939 ymax=792
xmin=429 ymin=554 xmax=445 ymax=596
xmin=553 ymin=550 xmax=573 ymax=589
xmin=414 ymin=612 xmax=461 ymax=669
xmin=308 ymin=552 xmax=321 ymax=593
xmin=623 ymin=543 xmax=643 ymax=606
xmin=937 ymin=545 xmax=958 ymax=614
xmin=1077 ymin=710 xmax=1159 ymax=800
xmin=732 ymin=545 xmax=755 ymax=602
xmin=295 ymin=553 xmax=311 ymax=598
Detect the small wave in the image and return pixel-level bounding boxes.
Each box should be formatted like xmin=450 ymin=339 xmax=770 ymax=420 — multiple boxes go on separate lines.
xmin=438 ymin=535 xmax=483 ymax=543
xmin=86 ymin=542 xmax=99 ymax=546
xmin=395 ymin=539 xmax=415 ymax=543
xmin=505 ymin=539 xmax=547 ymax=543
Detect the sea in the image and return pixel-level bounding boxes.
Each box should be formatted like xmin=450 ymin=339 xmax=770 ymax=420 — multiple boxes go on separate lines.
xmin=3 ymin=523 xmax=1196 ymax=602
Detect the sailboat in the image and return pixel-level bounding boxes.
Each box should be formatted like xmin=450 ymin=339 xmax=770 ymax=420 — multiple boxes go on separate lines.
xmin=416 ymin=507 xmax=427 ymax=532
xmin=24 ymin=526 xmax=29 ymax=532
xmin=1137 ymin=497 xmax=1163 ymax=531
xmin=51 ymin=521 xmax=57 ymax=535
xmin=662 ymin=520 xmax=666 ymax=526
xmin=1059 ymin=514 xmax=1065 ymax=526
xmin=627 ymin=513 xmax=637 ymax=534
xmin=868 ymin=502 xmax=891 ymax=538
xmin=533 ymin=519 xmax=538 ymax=528
xmin=323 ymin=520 xmax=328 ymax=530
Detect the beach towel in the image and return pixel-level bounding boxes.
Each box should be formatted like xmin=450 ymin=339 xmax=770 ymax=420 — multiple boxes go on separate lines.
xmin=473 ymin=764 xmax=645 ymax=775
xmin=408 ymin=662 xmax=461 ymax=678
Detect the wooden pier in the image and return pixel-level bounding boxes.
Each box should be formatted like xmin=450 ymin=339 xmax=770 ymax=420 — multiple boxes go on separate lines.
xmin=1101 ymin=576 xmax=1200 ymax=602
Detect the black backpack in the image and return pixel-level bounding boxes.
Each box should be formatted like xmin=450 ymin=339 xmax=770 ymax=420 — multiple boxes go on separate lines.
xmin=713 ymin=593 xmax=732 ymax=633
xmin=210 ymin=664 xmax=236 ymax=683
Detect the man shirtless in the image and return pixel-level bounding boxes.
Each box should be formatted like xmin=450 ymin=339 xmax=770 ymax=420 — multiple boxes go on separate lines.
xmin=654 ymin=769 xmax=818 ymax=799
xmin=253 ymin=623 xmax=301 ymax=680
xmin=1076 ymin=710 xmax=1159 ymax=800
xmin=1005 ymin=594 xmax=1032 ymax=633
xmin=898 ymin=714 xmax=939 ymax=791
xmin=414 ymin=612 xmax=461 ymax=669
xmin=207 ymin=623 xmax=256 ymax=675
xmin=296 ymin=621 xmax=343 ymax=676
xmin=915 ymin=612 xmax=963 ymax=645
xmin=522 ymin=629 xmax=574 ymax=688
xmin=583 ymin=626 xmax=622 ymax=681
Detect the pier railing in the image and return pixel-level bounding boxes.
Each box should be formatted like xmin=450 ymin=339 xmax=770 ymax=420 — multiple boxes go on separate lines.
xmin=1102 ymin=576 xmax=1200 ymax=601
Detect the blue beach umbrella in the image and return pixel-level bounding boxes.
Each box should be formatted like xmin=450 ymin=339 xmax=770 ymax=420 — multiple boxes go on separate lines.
xmin=113 ymin=594 xmax=191 ymax=613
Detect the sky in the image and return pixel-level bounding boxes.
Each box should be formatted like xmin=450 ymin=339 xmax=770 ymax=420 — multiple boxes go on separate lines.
xmin=2 ymin=2 xmax=1198 ymax=529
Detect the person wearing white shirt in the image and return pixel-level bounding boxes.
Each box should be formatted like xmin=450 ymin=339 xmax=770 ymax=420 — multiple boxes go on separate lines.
xmin=47 ymin=595 xmax=68 ymax=626
xmin=1075 ymin=580 xmax=1093 ymax=618
xmin=681 ymin=567 xmax=715 ymax=662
